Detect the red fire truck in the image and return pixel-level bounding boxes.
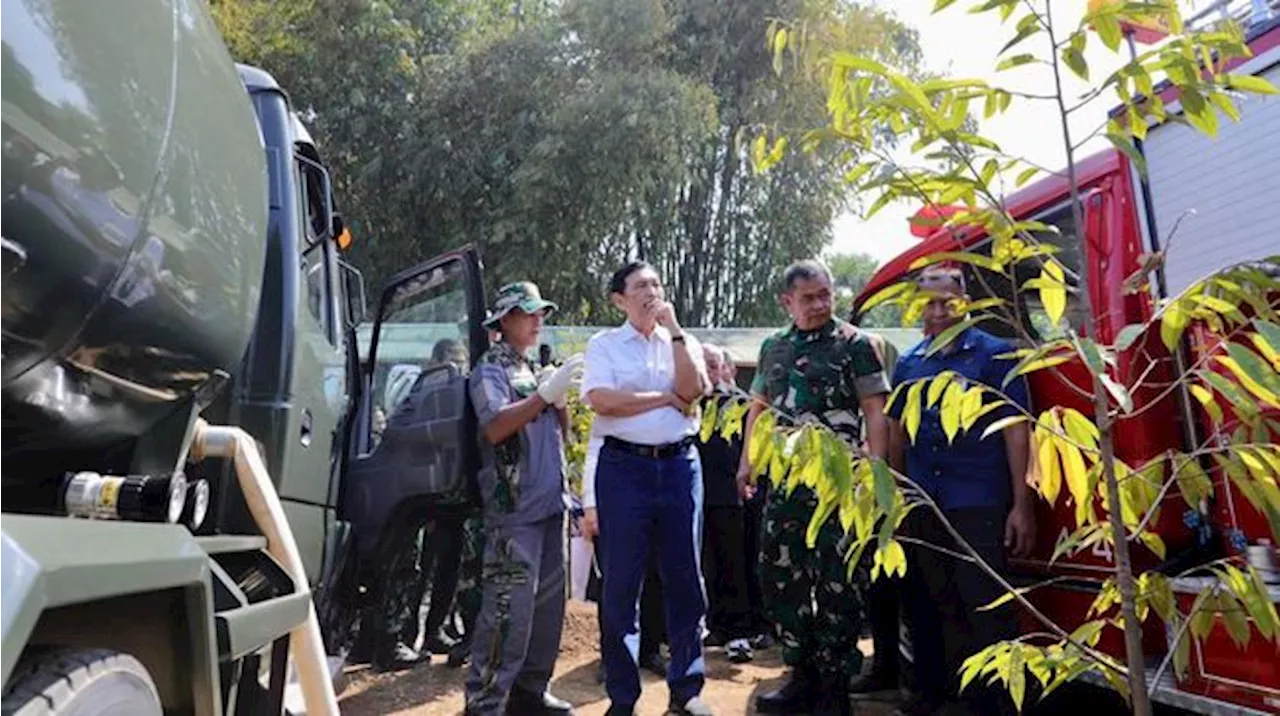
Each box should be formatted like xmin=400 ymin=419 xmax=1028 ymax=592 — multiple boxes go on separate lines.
xmin=851 ymin=4 xmax=1280 ymax=714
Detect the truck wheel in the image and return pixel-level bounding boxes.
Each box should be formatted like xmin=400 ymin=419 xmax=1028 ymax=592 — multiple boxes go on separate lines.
xmin=2 ymin=647 xmax=162 ymax=716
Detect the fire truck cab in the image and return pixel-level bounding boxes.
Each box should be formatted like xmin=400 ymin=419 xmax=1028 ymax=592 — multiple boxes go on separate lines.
xmin=852 ymin=5 xmax=1280 ymax=713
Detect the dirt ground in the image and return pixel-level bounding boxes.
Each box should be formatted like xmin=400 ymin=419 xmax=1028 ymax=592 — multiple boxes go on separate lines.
xmin=337 ymin=601 xmax=899 ymax=715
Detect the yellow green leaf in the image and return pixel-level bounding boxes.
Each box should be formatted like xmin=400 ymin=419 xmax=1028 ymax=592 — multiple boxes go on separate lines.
xmin=904 ymin=381 xmax=925 ymax=443
xmin=748 ymin=409 xmax=775 ymax=472
xmin=1061 ymin=440 xmax=1089 ymax=512
xmin=1040 ymin=260 xmax=1066 ymax=327
xmin=927 ymin=372 xmax=955 ymax=408
xmin=1226 ymin=73 xmax=1280 ymax=95
xmin=1173 ymin=454 xmax=1213 ymax=508
xmin=1139 ymin=531 xmax=1167 ymax=559
xmin=1189 ymin=383 xmax=1223 ymax=426
xmin=1061 ymin=408 xmax=1099 ymax=452
xmin=941 ymin=382 xmax=963 ymax=443
xmin=1160 ymin=301 xmax=1191 ymax=350
xmin=699 ymin=398 xmax=719 ymax=443
xmin=1037 ymin=429 xmax=1063 ymax=505
xmin=861 ymin=281 xmax=914 ymax=313
xmin=771 ymin=28 xmax=788 ymax=76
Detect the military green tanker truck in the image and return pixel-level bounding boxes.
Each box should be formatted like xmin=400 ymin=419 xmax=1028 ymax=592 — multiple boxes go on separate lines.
xmin=2 ymin=1 xmax=489 ymax=714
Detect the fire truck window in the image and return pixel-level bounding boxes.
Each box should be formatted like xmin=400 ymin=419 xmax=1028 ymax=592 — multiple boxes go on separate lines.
xmin=957 ymin=203 xmax=1085 ymax=345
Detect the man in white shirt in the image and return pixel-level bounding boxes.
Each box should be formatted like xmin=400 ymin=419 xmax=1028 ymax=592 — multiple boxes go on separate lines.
xmin=580 ymin=261 xmax=713 ymax=716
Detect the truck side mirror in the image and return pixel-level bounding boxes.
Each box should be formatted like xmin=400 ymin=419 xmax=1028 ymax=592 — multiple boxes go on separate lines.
xmin=339 ymin=259 xmax=367 ymax=327
xmin=295 ymin=153 xmax=334 ymax=248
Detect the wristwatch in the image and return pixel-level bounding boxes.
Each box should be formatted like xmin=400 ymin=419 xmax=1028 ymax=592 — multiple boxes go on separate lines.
xmin=671 ymin=333 xmax=686 ymax=343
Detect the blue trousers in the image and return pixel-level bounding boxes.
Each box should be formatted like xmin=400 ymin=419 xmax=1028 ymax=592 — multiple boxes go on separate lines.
xmin=597 ymin=442 xmax=707 ymax=708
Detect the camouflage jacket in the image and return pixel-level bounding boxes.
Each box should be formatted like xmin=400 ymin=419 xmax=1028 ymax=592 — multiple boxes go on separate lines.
xmin=750 ymin=318 xmax=890 ymax=447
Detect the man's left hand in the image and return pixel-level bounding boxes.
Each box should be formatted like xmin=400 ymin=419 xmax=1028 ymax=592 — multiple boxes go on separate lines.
xmin=1005 ymin=501 xmax=1036 ymax=558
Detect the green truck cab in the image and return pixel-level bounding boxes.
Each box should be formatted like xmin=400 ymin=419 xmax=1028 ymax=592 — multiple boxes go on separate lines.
xmin=2 ymin=1 xmax=488 ymax=713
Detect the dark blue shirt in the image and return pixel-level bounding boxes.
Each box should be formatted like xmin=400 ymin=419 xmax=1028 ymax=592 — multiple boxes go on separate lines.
xmin=890 ymin=327 xmax=1030 ymax=511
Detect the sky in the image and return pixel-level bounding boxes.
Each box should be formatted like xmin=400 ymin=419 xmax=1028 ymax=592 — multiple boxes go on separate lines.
xmin=827 ymin=0 xmax=1221 ymax=263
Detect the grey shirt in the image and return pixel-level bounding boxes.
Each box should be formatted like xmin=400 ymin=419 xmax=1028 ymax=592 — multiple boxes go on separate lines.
xmin=470 ymin=341 xmax=567 ymax=527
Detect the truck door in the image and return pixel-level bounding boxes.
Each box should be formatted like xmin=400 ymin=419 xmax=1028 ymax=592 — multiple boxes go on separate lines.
xmin=341 ymin=246 xmax=488 ymax=560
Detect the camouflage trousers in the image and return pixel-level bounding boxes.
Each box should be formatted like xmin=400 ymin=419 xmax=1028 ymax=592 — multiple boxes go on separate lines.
xmin=465 ymin=514 xmax=566 ymax=715
xmin=759 ymin=484 xmax=869 ymax=683
xmin=454 ymin=515 xmax=486 ymax=635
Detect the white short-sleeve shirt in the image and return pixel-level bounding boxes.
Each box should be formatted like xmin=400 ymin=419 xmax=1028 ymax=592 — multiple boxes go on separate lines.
xmin=581 ymin=322 xmax=706 ymax=448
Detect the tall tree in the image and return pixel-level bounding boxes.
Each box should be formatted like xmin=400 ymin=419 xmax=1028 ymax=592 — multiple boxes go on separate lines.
xmin=209 ymin=0 xmax=923 ymax=327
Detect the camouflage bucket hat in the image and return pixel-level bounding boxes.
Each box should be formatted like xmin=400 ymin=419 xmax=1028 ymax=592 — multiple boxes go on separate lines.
xmin=484 ymin=281 xmax=558 ymax=327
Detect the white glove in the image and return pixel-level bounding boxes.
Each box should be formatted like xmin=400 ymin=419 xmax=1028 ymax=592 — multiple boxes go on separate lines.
xmin=537 ymin=354 xmax=584 ymax=408
xmin=535 ymin=365 xmax=570 ymax=409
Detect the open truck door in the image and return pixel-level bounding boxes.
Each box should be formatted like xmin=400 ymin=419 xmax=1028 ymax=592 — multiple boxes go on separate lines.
xmin=325 ymin=245 xmax=487 ymax=663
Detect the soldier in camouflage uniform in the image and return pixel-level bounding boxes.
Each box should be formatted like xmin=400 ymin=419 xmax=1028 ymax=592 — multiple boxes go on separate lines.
xmin=447 ymin=514 xmax=487 ymax=668
xmin=465 ymin=282 xmax=583 ymax=716
xmin=738 ymin=260 xmax=891 ymax=716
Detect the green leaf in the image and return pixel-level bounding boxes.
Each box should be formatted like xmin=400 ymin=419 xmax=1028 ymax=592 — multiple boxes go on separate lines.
xmin=1069 ymin=619 xmax=1107 ymax=647
xmin=1006 ymin=351 xmax=1073 ymax=385
xmin=1101 ymin=374 xmax=1134 ymax=413
xmin=999 ymin=22 xmax=1040 ymax=56
xmin=1106 ymin=131 xmax=1147 ymax=175
xmin=1114 ymin=323 xmax=1146 ymax=351
xmin=982 ymin=414 xmax=1027 ymax=440
xmin=1015 ymin=166 xmax=1039 ymax=187
xmin=1094 ymin=12 xmax=1123 ymax=52
xmin=910 ymin=251 xmax=1003 ymax=273
xmin=1173 ymin=454 xmax=1213 ymax=507
xmin=933 ymin=0 xmax=960 ymax=11
xmin=872 ymin=458 xmax=895 ymax=512
xmin=1062 ymin=47 xmax=1089 ymax=80
xmin=1189 ymin=383 xmax=1224 ymax=426
xmin=1224 ymin=343 xmax=1280 ymax=403
xmin=861 ymin=281 xmax=914 ymax=313
xmin=1173 ymin=621 xmax=1191 ymax=679
xmin=1226 ymin=73 xmax=1280 ymax=95
xmin=926 ymin=316 xmax=987 ymax=357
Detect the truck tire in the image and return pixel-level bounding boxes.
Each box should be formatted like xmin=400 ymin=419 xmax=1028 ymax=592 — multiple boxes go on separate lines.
xmin=1 ymin=647 xmax=162 ymax=716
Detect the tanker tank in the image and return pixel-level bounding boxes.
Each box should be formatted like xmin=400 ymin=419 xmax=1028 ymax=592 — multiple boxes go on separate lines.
xmin=1 ymin=0 xmax=269 ymax=482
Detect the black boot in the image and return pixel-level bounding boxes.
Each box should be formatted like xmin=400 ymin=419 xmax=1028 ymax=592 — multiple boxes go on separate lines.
xmin=446 ymin=638 xmax=471 ymax=668
xmin=506 ymin=687 xmax=574 ymax=715
xmin=372 ymin=641 xmax=428 ymax=672
xmin=755 ymin=665 xmax=819 ymax=713
xmin=814 ymin=683 xmax=853 ymax=716
xmin=848 ymin=667 xmax=900 ymax=700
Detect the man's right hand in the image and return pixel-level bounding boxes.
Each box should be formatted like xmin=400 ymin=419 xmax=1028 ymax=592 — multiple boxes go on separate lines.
xmin=536 ymin=354 xmax=584 ymax=407
xmin=737 ymin=463 xmax=756 ymax=500
xmin=582 ymin=507 xmax=599 ymax=539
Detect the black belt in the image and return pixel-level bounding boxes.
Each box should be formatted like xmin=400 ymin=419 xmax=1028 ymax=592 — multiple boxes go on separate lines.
xmin=603 ymin=435 xmax=694 ymax=459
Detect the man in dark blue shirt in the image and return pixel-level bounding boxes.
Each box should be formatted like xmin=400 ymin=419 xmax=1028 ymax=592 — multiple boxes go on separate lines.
xmin=887 ymin=267 xmax=1035 ymax=716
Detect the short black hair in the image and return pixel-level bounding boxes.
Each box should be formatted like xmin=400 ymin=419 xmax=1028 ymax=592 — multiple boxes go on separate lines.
xmin=609 ymin=260 xmax=654 ymax=295
xmin=782 ymin=259 xmax=833 ymax=292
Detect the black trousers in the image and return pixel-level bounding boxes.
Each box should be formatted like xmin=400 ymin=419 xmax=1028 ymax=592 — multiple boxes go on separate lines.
xmin=589 ymin=538 xmax=665 ymax=657
xmin=867 ymin=569 xmax=901 ymax=678
xmin=423 ymin=516 xmax=465 ymax=639
xmin=703 ymin=506 xmax=754 ymax=641
xmin=742 ymin=493 xmax=769 ymax=635
xmin=904 ymin=505 xmax=1016 ymax=713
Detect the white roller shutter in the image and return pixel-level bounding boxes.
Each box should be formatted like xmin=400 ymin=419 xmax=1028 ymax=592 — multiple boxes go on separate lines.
xmin=1142 ymin=52 xmax=1280 ymax=297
